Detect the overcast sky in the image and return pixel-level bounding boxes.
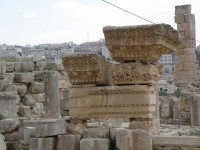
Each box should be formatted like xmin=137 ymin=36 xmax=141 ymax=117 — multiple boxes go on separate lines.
xmin=0 ymin=0 xmax=200 ymax=46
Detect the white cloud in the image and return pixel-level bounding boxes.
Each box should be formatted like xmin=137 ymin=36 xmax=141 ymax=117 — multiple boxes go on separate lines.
xmin=23 ymin=12 xmax=36 ymax=19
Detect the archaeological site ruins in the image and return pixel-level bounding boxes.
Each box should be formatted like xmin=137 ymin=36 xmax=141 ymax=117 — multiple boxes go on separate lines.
xmin=0 ymin=4 xmax=200 ymax=150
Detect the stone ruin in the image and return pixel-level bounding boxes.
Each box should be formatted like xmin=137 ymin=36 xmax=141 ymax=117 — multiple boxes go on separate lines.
xmin=0 ymin=4 xmax=200 ymax=150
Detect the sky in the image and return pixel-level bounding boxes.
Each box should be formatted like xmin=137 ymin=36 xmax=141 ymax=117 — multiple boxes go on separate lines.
xmin=0 ymin=0 xmax=200 ymax=46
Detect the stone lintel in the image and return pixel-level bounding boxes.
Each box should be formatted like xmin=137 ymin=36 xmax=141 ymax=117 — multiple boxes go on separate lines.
xmin=69 ymin=85 xmax=156 ymax=119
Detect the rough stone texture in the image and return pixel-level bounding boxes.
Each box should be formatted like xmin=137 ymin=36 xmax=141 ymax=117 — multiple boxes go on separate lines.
xmin=80 ymin=138 xmax=109 ymax=150
xmin=116 ymin=129 xmax=152 ymax=150
xmin=29 ymin=137 xmax=56 ymax=150
xmin=14 ymin=62 xmax=22 ymax=72
xmin=34 ymin=71 xmax=47 ymax=81
xmin=57 ymin=134 xmax=80 ymax=150
xmin=103 ymin=24 xmax=180 ymax=62
xmin=22 ymin=95 xmax=36 ymax=107
xmin=6 ymin=62 xmax=14 ymax=72
xmin=31 ymin=93 xmax=45 ymax=103
xmin=60 ymin=99 xmax=69 ymax=110
xmin=29 ymin=82 xmax=44 ymax=94
xmin=0 ymin=133 xmax=6 ymax=150
xmin=0 ymin=61 xmax=6 ymax=74
xmin=175 ymin=5 xmax=191 ymax=15
xmin=45 ymin=71 xmax=61 ymax=118
xmin=19 ymin=105 xmax=31 ymax=117
xmin=0 ymin=119 xmax=19 ymax=133
xmin=190 ymin=94 xmax=200 ymax=126
xmin=32 ymin=103 xmax=44 ymax=115
xmin=15 ymin=83 xmax=27 ymax=97
xmin=4 ymin=131 xmax=18 ymax=141
xmin=69 ymin=85 xmax=156 ymax=119
xmin=14 ymin=73 xmax=34 ymax=83
xmin=24 ymin=127 xmax=36 ymax=144
xmin=21 ymin=62 xmax=34 ymax=72
xmin=34 ymin=61 xmax=45 ymax=71
xmin=83 ymin=127 xmax=109 ymax=139
xmin=36 ymin=119 xmax=66 ymax=137
xmin=31 ymin=56 xmax=44 ymax=63
xmin=67 ymin=123 xmax=86 ymax=135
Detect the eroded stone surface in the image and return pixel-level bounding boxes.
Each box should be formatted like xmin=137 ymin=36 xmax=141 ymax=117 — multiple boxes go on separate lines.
xmin=0 ymin=119 xmax=20 ymax=133
xmin=80 ymin=138 xmax=109 ymax=150
xmin=57 ymin=134 xmax=80 ymax=150
xmin=0 ymin=133 xmax=6 ymax=150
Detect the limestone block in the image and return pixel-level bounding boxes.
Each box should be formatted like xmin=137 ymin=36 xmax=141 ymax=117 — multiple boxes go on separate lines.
xmin=3 ymin=84 xmax=17 ymax=92
xmin=4 ymin=131 xmax=18 ymax=141
xmin=0 ymin=133 xmax=6 ymax=150
xmin=61 ymin=110 xmax=69 ymax=116
xmin=80 ymin=138 xmax=109 ymax=150
xmin=160 ymin=107 xmax=170 ymax=118
xmin=175 ymin=5 xmax=191 ymax=15
xmin=21 ymin=62 xmax=34 ymax=72
xmin=29 ymin=82 xmax=44 ymax=94
xmin=116 ymin=129 xmax=152 ymax=150
xmin=14 ymin=62 xmax=22 ymax=72
xmin=175 ymin=63 xmax=183 ymax=71
xmin=129 ymin=119 xmax=157 ymax=135
xmin=174 ymin=15 xmax=185 ymax=23
xmin=58 ymin=71 xmax=68 ymax=80
xmin=184 ymin=48 xmax=196 ymax=55
xmin=190 ymin=94 xmax=200 ymax=126
xmin=22 ymin=95 xmax=35 ymax=107
xmin=60 ymin=99 xmax=69 ymax=110
xmin=34 ymin=61 xmax=45 ymax=71
xmin=59 ymin=79 xmax=69 ymax=88
xmin=67 ymin=123 xmax=86 ymax=135
xmin=29 ymin=137 xmax=56 ymax=150
xmin=111 ymin=62 xmax=162 ymax=85
xmin=34 ymin=71 xmax=47 ymax=81
xmin=0 ymin=91 xmax=17 ymax=118
xmin=83 ymin=127 xmax=109 ymax=139
xmin=6 ymin=62 xmax=14 ymax=72
xmin=56 ymin=63 xmax=64 ymax=71
xmin=176 ymin=48 xmax=184 ymax=55
xmin=36 ymin=119 xmax=66 ymax=137
xmin=15 ymin=83 xmax=27 ymax=97
xmin=31 ymin=56 xmax=44 ymax=62
xmin=31 ymin=93 xmax=45 ymax=103
xmin=14 ymin=73 xmax=34 ymax=83
xmin=62 ymin=53 xmax=110 ymax=86
xmin=57 ymin=134 xmax=80 ymax=150
xmin=69 ymin=85 xmax=156 ymax=119
xmin=0 ymin=61 xmax=6 ymax=74
xmin=0 ymin=119 xmax=19 ymax=133
xmin=152 ymin=135 xmax=200 ymax=147
xmin=103 ymin=24 xmax=180 ymax=62
xmin=32 ymin=103 xmax=44 ymax=115
xmin=59 ymin=88 xmax=69 ymax=100
xmin=24 ymin=127 xmax=36 ymax=144
xmin=177 ymin=55 xmax=196 ymax=63
xmin=19 ymin=105 xmax=31 ymax=117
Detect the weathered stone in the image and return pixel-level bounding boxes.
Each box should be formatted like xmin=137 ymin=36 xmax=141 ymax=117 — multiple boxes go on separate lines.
xmin=59 ymin=79 xmax=70 ymax=88
xmin=80 ymin=138 xmax=109 ymax=150
xmin=58 ymin=71 xmax=68 ymax=80
xmin=45 ymin=71 xmax=61 ymax=118
xmin=4 ymin=131 xmax=18 ymax=141
xmin=24 ymin=127 xmax=36 ymax=144
xmin=60 ymin=88 xmax=69 ymax=100
xmin=36 ymin=119 xmax=66 ymax=137
xmin=61 ymin=110 xmax=69 ymax=116
xmin=62 ymin=53 xmax=110 ymax=86
xmin=19 ymin=105 xmax=31 ymax=117
xmin=175 ymin=5 xmax=191 ymax=15
xmin=34 ymin=71 xmax=47 ymax=81
xmin=31 ymin=93 xmax=45 ymax=103
xmin=60 ymin=100 xmax=69 ymax=110
xmin=34 ymin=61 xmax=45 ymax=71
xmin=0 ymin=61 xmax=6 ymax=74
xmin=111 ymin=62 xmax=163 ymax=85
xmin=67 ymin=123 xmax=86 ymax=135
xmin=56 ymin=63 xmax=64 ymax=71
xmin=0 ymin=91 xmax=17 ymax=99
xmin=22 ymin=95 xmax=35 ymax=107
xmin=15 ymin=83 xmax=27 ymax=97
xmin=57 ymin=134 xmax=80 ymax=150
xmin=31 ymin=56 xmax=44 ymax=62
xmin=32 ymin=103 xmax=44 ymax=115
xmin=14 ymin=62 xmax=22 ymax=72
xmin=0 ymin=119 xmax=19 ymax=133
xmin=14 ymin=73 xmax=34 ymax=83
xmin=0 ymin=133 xmax=6 ymax=150
xmin=0 ymin=74 xmax=14 ymax=90
xmin=103 ymin=24 xmax=180 ymax=62
xmin=83 ymin=127 xmax=109 ymax=139
xmin=29 ymin=137 xmax=56 ymax=150
xmin=29 ymin=82 xmax=44 ymax=94
xmin=116 ymin=129 xmax=152 ymax=150
xmin=6 ymin=62 xmax=14 ymax=72
xmin=69 ymin=85 xmax=156 ymax=119
xmin=21 ymin=62 xmax=34 ymax=72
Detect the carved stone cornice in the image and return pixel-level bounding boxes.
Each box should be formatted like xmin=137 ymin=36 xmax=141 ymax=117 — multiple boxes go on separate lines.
xmin=111 ymin=62 xmax=163 ymax=85
xmin=62 ymin=53 xmax=109 ymax=86
xmin=103 ymin=24 xmax=181 ymax=62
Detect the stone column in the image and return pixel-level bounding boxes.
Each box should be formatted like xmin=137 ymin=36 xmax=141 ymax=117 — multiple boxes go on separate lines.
xmin=45 ymin=71 xmax=61 ymax=118
xmin=174 ymin=4 xmax=198 ymax=88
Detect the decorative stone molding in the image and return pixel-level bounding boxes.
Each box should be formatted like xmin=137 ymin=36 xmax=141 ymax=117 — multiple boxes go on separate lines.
xmin=103 ymin=24 xmax=181 ymax=62
xmin=62 ymin=53 xmax=109 ymax=86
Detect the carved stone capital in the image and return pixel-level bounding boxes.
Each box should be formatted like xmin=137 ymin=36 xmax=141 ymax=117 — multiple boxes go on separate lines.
xmin=62 ymin=53 xmax=109 ymax=86
xmin=103 ymin=24 xmax=181 ymax=62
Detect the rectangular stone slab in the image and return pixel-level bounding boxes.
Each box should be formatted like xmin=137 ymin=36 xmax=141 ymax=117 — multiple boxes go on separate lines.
xmin=69 ymin=85 xmax=156 ymax=119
